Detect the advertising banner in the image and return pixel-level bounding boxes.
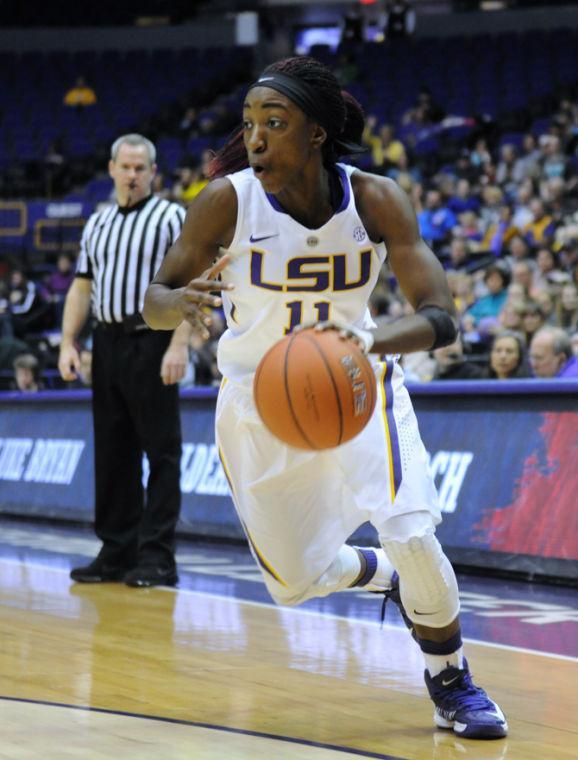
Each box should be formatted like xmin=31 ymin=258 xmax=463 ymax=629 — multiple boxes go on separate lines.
xmin=1 ymin=386 xmax=577 ymax=576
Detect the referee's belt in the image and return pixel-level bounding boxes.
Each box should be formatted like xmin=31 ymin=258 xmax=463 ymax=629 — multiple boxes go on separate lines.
xmin=97 ymin=314 xmax=150 ymax=334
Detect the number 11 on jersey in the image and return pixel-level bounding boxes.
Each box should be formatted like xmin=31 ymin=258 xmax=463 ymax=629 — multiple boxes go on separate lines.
xmin=284 ymin=300 xmax=331 ymax=334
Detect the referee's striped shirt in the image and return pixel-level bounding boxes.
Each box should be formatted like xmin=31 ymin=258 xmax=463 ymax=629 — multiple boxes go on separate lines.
xmin=76 ymin=194 xmax=185 ymax=324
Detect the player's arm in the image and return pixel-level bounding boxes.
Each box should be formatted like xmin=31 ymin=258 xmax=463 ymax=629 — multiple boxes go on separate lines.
xmin=355 ymin=172 xmax=457 ymax=355
xmin=143 ymin=178 xmax=237 ymax=334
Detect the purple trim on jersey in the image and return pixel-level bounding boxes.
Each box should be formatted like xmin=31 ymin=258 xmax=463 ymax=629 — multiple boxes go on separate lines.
xmin=383 ymin=359 xmax=403 ymax=496
xmin=265 ymin=164 xmax=350 ymax=216
xmin=334 ymin=164 xmax=351 ymax=212
xmin=265 ymin=191 xmax=285 ymax=213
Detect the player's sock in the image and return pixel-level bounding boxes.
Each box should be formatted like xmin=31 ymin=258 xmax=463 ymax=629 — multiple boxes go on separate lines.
xmin=418 ymin=630 xmax=464 ymax=677
xmin=351 ymin=547 xmax=395 ymax=591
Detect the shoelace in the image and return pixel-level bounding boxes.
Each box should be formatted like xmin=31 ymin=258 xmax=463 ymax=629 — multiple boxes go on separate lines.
xmin=375 ymin=580 xmax=417 ymax=640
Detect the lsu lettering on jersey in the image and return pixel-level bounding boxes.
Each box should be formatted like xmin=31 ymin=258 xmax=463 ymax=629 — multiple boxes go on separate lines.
xmin=218 ymin=163 xmax=387 ymax=380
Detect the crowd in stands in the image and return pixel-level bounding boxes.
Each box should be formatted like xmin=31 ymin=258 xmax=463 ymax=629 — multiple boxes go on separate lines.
xmin=2 ymin=40 xmax=578 ymax=392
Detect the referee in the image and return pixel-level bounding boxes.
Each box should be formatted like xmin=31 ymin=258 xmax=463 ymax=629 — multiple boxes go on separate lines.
xmin=58 ymin=133 xmax=191 ymax=588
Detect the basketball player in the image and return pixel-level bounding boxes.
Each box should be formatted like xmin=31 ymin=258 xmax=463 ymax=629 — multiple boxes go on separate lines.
xmin=143 ymin=57 xmax=507 ymax=740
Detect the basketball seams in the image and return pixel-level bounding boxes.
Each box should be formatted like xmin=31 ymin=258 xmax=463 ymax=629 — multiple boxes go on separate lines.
xmin=284 ymin=333 xmax=319 ymax=449
xmin=302 ymin=332 xmax=344 ymax=446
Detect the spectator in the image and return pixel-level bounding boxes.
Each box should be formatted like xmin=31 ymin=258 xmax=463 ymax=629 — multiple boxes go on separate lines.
xmin=466 ymin=263 xmax=510 ymax=325
xmin=529 ymin=326 xmax=578 ymax=378
xmin=534 ymin=247 xmax=563 ymax=291
xmin=506 ymin=234 xmax=532 ymax=265
xmin=571 ymin=331 xmax=578 ymax=359
xmin=519 ymin=301 xmax=547 ymax=352
xmin=479 ymin=185 xmax=504 ymax=232
xmin=0 ymin=336 xmax=29 ymax=390
xmin=495 ymin=144 xmax=519 ymax=195
xmin=44 ymin=138 xmax=67 ymax=197
xmin=523 ymin=199 xmax=556 ymax=248
xmin=542 ymin=176 xmax=578 ymax=223
xmin=539 ymin=135 xmax=567 ymax=181
xmin=498 ymin=301 xmax=523 ymax=332
xmin=557 ymin=284 xmax=578 ymax=331
xmin=13 ymin=353 xmax=41 ymax=392
xmin=432 ymin=337 xmax=485 ymax=380
xmin=454 ymin=210 xmax=483 ymax=245
xmin=341 ymin=3 xmax=365 ymax=44
xmin=470 ymin=138 xmax=492 ymax=170
xmin=511 ymin=261 xmax=535 ymax=297
xmin=505 ymin=282 xmax=528 ymax=308
xmin=513 ymin=134 xmax=540 ymax=183
xmin=63 ymin=77 xmax=97 ymax=108
xmin=172 ymin=150 xmax=211 ymax=205
xmin=445 ymin=238 xmax=471 ymax=273
xmin=8 ymin=269 xmax=51 ymax=338
xmin=384 ymin=1 xmax=415 ymax=40
xmin=511 ymin=181 xmax=535 ymax=229
xmin=42 ymin=252 xmax=75 ymax=328
xmin=0 ymin=279 xmax=13 ymax=339
xmin=454 ymin=148 xmax=479 ymax=184
xmin=534 ymin=289 xmax=556 ymax=325
xmin=447 ymin=179 xmax=480 ymax=215
xmin=486 ymin=330 xmax=530 ymax=380
xmin=366 ymin=123 xmax=406 ymax=174
xmin=482 ymin=204 xmax=519 ymax=257
xmin=417 ymin=189 xmax=457 ymax=251
xmin=177 ymin=106 xmax=198 ymax=143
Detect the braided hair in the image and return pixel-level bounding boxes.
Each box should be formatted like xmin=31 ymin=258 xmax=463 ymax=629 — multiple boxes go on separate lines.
xmin=207 ymin=56 xmax=365 ymax=179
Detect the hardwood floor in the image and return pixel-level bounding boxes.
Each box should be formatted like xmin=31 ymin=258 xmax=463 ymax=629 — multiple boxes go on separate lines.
xmin=1 ymin=560 xmax=576 ymax=759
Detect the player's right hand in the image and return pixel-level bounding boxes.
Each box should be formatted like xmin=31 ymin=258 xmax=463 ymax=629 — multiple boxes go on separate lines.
xmin=58 ymin=343 xmax=81 ymax=381
xmin=178 ymin=254 xmax=234 ymax=339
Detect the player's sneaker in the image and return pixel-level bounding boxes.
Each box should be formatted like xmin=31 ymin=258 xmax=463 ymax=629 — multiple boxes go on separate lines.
xmin=425 ymin=658 xmax=508 ymax=739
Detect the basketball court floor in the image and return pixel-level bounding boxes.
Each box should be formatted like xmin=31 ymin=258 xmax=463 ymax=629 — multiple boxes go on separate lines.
xmin=1 ymin=516 xmax=576 ymax=759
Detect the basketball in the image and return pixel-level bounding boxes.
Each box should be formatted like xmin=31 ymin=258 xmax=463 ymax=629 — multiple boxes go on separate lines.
xmin=253 ymin=328 xmax=377 ymax=450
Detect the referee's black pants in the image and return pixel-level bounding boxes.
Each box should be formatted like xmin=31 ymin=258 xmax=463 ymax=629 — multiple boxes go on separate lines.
xmin=91 ymin=324 xmax=182 ymax=569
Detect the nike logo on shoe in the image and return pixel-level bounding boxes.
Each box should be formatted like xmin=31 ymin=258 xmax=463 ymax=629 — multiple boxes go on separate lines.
xmin=413 ymin=609 xmax=440 ymax=615
xmin=250 ymin=233 xmax=279 ymax=243
xmin=441 ymin=676 xmax=460 ymax=687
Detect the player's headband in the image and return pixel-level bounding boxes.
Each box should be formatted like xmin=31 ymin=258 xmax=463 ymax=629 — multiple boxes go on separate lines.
xmin=248 ymin=72 xmax=366 ymax=156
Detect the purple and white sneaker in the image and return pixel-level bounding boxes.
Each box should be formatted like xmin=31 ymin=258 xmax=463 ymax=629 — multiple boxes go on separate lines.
xmin=425 ymin=659 xmax=508 ymax=739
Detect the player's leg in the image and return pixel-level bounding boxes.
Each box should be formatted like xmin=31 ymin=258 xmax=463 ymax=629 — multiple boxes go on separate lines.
xmin=216 ymin=378 xmax=395 ymax=605
xmin=379 ymin=512 xmax=508 ymax=740
xmin=365 ymin=361 xmax=506 ymax=739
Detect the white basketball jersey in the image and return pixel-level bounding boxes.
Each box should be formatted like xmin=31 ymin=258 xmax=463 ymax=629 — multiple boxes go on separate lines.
xmin=218 ymin=163 xmax=387 ymax=380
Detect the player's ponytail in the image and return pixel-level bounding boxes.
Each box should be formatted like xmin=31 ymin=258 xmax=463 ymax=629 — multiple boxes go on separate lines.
xmin=340 ymin=90 xmax=365 ymax=150
xmin=206 ymin=128 xmax=248 ymax=180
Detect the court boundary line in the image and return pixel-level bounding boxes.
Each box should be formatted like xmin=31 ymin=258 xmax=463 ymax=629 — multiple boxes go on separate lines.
xmin=0 ymin=695 xmax=404 ymax=760
xmin=2 ymin=555 xmax=577 ymax=664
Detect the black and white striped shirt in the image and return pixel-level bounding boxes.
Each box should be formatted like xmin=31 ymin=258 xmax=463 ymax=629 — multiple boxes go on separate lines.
xmin=76 ymin=195 xmax=185 ymax=323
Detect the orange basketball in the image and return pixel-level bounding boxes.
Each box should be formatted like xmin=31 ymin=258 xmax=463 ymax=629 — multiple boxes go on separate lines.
xmin=253 ymin=328 xmax=377 ymax=450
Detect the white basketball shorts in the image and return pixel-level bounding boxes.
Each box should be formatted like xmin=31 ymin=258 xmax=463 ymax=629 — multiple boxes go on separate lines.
xmin=215 ymin=358 xmax=441 ymax=593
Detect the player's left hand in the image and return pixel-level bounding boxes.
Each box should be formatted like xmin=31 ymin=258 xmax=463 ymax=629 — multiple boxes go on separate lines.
xmin=294 ymin=320 xmax=374 ymax=353
xmin=160 ymin=343 xmax=189 ymax=385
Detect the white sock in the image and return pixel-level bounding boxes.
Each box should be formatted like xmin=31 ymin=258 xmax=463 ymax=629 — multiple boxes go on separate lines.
xmin=352 ymin=547 xmax=395 ymax=591
xmin=424 ymin=647 xmax=464 ymax=677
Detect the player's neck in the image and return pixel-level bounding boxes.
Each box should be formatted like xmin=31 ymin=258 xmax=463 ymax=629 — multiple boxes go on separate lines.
xmin=274 ymin=166 xmax=338 ymax=229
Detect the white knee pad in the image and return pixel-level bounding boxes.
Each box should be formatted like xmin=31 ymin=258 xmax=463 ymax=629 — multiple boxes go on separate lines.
xmin=381 ymin=532 xmax=460 ymax=628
